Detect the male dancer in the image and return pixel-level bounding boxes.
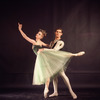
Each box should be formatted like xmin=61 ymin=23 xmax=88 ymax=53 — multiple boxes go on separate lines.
xmin=49 ymin=28 xmax=77 ymax=99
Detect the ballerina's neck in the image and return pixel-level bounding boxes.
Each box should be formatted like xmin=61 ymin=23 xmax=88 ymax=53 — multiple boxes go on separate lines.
xmin=36 ymin=39 xmax=41 ymax=42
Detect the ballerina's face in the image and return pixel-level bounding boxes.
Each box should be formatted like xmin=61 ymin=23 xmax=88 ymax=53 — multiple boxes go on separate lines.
xmin=36 ymin=31 xmax=44 ymax=39
xmin=55 ymin=29 xmax=63 ymax=38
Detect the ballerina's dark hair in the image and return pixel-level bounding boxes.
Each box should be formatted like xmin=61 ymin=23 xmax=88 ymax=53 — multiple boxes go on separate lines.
xmin=39 ymin=29 xmax=47 ymax=37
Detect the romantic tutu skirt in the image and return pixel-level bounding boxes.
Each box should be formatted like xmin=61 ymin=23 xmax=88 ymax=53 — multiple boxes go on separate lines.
xmin=32 ymin=48 xmax=72 ymax=85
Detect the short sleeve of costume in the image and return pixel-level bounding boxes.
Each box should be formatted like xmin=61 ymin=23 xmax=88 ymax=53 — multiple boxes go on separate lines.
xmin=53 ymin=41 xmax=64 ymax=50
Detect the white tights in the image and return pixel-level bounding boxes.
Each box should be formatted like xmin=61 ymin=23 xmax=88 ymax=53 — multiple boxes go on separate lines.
xmin=50 ymin=71 xmax=77 ymax=99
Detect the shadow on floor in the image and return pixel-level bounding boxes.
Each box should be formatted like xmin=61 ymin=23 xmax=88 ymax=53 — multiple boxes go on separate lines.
xmin=0 ymin=88 xmax=100 ymax=100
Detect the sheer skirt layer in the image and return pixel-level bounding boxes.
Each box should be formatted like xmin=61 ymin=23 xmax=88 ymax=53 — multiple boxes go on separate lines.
xmin=32 ymin=49 xmax=72 ymax=85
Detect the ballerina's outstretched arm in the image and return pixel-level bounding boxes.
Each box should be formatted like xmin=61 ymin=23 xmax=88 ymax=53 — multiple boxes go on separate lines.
xmin=18 ymin=23 xmax=36 ymax=45
xmin=42 ymin=41 xmax=50 ymax=47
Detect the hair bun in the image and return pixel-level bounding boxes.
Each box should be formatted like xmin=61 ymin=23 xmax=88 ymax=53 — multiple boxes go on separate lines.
xmin=39 ymin=29 xmax=47 ymax=36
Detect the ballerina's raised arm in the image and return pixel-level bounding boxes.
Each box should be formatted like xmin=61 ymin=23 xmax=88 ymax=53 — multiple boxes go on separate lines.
xmin=18 ymin=23 xmax=36 ymax=45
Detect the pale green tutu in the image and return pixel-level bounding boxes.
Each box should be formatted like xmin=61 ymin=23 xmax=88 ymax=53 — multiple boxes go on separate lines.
xmin=32 ymin=45 xmax=72 ymax=85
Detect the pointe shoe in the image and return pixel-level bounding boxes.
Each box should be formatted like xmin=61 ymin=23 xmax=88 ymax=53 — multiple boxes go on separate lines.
xmin=49 ymin=92 xmax=58 ymax=97
xmin=72 ymin=93 xmax=77 ymax=99
xmin=76 ymin=51 xmax=85 ymax=56
xmin=44 ymin=89 xmax=49 ymax=98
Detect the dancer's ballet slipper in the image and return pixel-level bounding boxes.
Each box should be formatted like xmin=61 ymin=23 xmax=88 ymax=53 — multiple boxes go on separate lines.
xmin=72 ymin=92 xmax=77 ymax=99
xmin=44 ymin=88 xmax=49 ymax=98
xmin=49 ymin=92 xmax=58 ymax=97
xmin=75 ymin=51 xmax=85 ymax=56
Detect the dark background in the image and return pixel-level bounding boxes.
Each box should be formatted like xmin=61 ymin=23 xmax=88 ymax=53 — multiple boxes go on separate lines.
xmin=0 ymin=0 xmax=100 ymax=89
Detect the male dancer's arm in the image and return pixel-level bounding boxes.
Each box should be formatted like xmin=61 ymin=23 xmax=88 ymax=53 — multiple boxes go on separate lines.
xmin=43 ymin=40 xmax=64 ymax=52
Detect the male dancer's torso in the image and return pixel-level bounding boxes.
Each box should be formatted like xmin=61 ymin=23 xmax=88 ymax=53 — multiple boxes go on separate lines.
xmin=50 ymin=39 xmax=64 ymax=50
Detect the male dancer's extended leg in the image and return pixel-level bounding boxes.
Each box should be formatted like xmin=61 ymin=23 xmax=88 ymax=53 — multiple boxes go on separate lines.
xmin=60 ymin=71 xmax=77 ymax=99
xmin=49 ymin=51 xmax=85 ymax=98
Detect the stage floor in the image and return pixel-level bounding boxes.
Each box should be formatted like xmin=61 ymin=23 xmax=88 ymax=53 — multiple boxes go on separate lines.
xmin=0 ymin=88 xmax=100 ymax=100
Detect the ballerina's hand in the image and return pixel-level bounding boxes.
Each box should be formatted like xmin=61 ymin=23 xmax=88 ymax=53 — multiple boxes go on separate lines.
xmin=38 ymin=49 xmax=44 ymax=53
xmin=18 ymin=22 xmax=22 ymax=30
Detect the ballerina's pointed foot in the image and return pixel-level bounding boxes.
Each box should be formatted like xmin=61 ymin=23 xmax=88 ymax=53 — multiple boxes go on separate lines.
xmin=44 ymin=89 xmax=49 ymax=98
xmin=72 ymin=93 xmax=77 ymax=99
xmin=49 ymin=92 xmax=58 ymax=97
xmin=75 ymin=51 xmax=85 ymax=56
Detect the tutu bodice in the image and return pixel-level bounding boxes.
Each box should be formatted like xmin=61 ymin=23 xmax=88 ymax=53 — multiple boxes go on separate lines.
xmin=32 ymin=45 xmax=42 ymax=55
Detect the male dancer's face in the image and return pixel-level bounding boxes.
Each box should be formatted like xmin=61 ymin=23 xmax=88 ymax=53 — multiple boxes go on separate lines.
xmin=55 ymin=29 xmax=63 ymax=39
